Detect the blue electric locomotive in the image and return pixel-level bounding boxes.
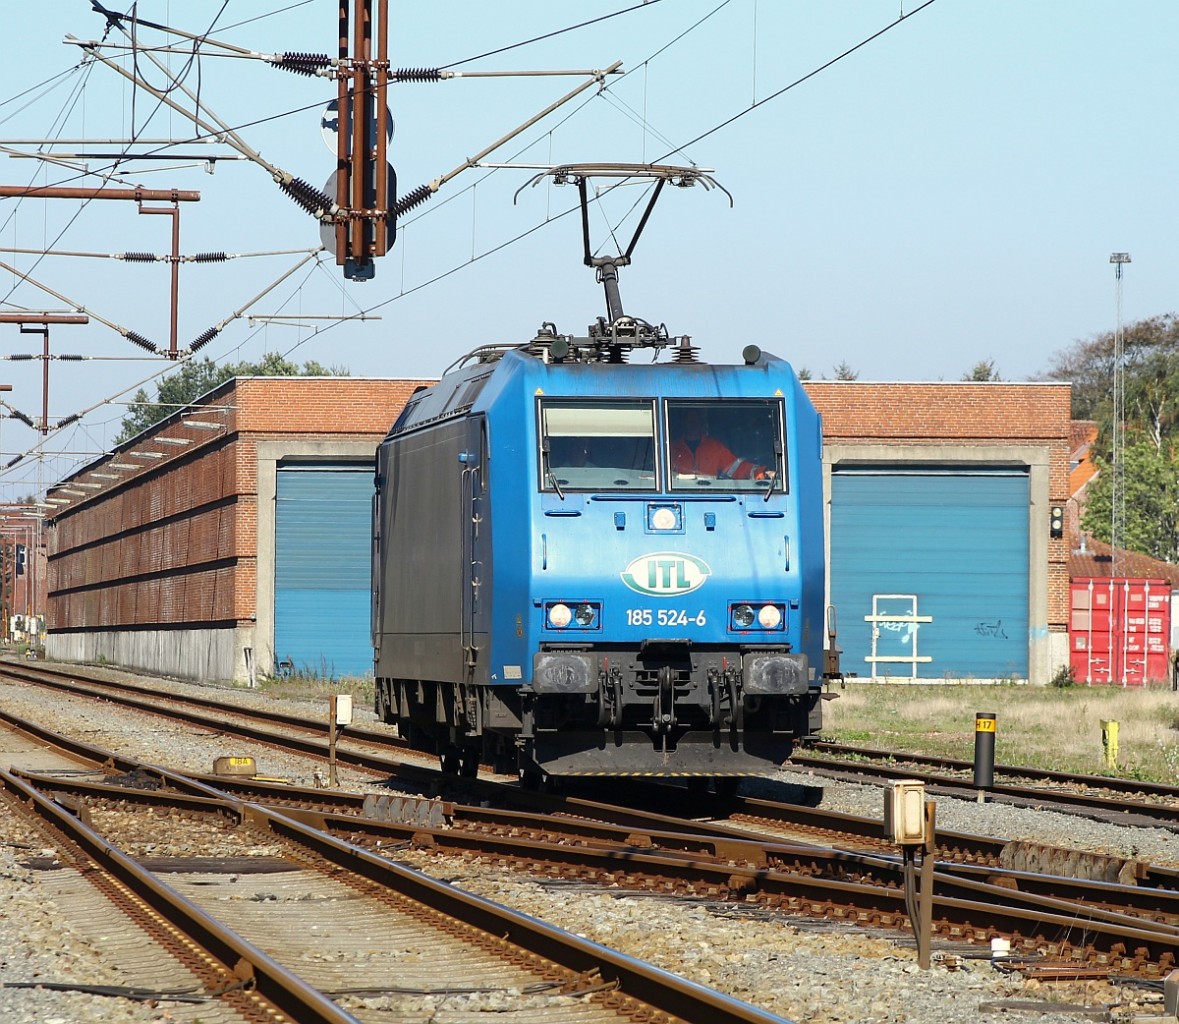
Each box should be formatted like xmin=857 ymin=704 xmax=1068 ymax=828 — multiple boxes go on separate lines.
xmin=372 ymin=165 xmax=834 ymax=782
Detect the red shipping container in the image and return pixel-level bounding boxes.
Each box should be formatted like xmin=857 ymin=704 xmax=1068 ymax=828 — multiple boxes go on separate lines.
xmin=1069 ymin=578 xmax=1172 ymax=686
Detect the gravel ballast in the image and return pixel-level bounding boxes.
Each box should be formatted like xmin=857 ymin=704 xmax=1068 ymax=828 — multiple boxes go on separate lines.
xmin=1 ymin=667 xmax=1174 ymax=1023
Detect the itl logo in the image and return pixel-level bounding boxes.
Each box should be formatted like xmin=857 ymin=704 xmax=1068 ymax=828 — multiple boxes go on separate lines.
xmin=621 ymin=552 xmax=711 ymax=596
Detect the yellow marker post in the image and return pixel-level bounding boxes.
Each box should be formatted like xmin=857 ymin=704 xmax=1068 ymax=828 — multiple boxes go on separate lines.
xmin=1100 ymin=719 xmax=1119 ymax=770
xmin=974 ymin=712 xmax=996 ymax=801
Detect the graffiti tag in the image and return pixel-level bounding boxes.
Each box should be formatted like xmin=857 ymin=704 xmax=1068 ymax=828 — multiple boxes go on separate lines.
xmin=974 ymin=620 xmax=1008 ymax=640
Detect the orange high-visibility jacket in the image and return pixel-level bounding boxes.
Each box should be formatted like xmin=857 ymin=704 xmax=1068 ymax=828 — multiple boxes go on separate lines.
xmin=670 ymin=435 xmax=759 ymax=479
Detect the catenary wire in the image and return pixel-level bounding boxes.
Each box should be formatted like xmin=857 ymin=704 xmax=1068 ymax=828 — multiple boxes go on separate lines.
xmin=438 ymin=1 xmax=665 ymax=70
xmin=42 ymin=1 xmax=940 ymax=376
xmin=2 ymin=1 xmax=937 ymax=489
xmin=653 ymin=0 xmax=941 ymax=163
xmin=351 ymin=2 xmax=946 ymax=329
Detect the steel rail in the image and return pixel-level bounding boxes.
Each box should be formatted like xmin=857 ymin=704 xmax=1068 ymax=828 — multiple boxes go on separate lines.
xmin=14 ymin=762 xmax=1179 ymax=977
xmin=13 ymin=661 xmax=1176 ymax=830
xmin=16 ymin=742 xmax=1179 ymax=927
xmin=12 ymin=662 xmax=1179 ymax=830
xmin=7 ymin=702 xmax=1179 ymax=977
xmin=5 ymin=775 xmax=795 ymax=1023
xmin=4 ymin=681 xmax=1179 ymax=902
xmin=0 ymin=767 xmax=365 ymax=1024
xmin=791 ymin=749 xmax=1179 ymax=828
xmin=23 ymin=766 xmax=1179 ymax=935
xmin=0 ymin=665 xmax=407 ymax=770
xmin=0 ymin=662 xmax=387 ymax=739
xmin=0 ymin=693 xmax=1121 ymax=883
xmin=808 ymin=739 xmax=1179 ymax=802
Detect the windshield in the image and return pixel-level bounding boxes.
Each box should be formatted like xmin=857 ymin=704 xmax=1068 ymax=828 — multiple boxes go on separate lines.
xmin=540 ymin=400 xmax=656 ymax=491
xmin=666 ymin=399 xmax=786 ymax=492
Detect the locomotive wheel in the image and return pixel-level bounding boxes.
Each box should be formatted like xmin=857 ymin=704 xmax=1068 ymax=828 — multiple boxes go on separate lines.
xmin=714 ymin=777 xmax=741 ymax=800
xmin=459 ymin=746 xmax=481 ymax=778
xmin=518 ymin=767 xmax=544 ymax=791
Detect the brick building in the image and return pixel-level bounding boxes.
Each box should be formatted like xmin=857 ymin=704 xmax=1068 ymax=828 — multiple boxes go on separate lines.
xmin=0 ymin=515 xmax=42 ymax=639
xmin=42 ymin=376 xmax=1072 ymax=686
xmin=804 ymin=381 xmax=1072 ymax=684
xmin=44 ymin=376 xmax=425 ymax=682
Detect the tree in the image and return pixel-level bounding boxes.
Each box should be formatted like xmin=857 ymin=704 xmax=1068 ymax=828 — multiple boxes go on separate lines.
xmin=1081 ymin=434 xmax=1179 ymax=563
xmin=962 ymin=359 xmax=1001 ymax=381
xmin=116 ymin=353 xmax=349 ymax=444
xmin=1041 ymin=313 xmax=1179 ymax=449
xmin=1043 ymin=313 xmax=1179 ymax=562
xmin=831 ymin=361 xmax=859 ymax=381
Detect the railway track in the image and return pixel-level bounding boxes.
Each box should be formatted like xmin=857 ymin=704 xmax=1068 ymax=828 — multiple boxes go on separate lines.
xmin=2 ymin=664 xmax=1173 ymax=890
xmin=2 ymin=759 xmax=793 ymax=1024
xmin=8 ymin=659 xmax=1179 ymax=836
xmin=3 ymin=661 xmax=1177 ymax=893
xmin=794 ymin=740 xmax=1179 ymax=828
xmin=808 ymin=739 xmax=1179 ymax=801
xmin=5 ymin=707 xmax=1179 ymax=982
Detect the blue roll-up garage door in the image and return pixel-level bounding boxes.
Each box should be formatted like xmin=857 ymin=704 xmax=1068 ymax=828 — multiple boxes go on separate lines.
xmin=830 ymin=467 xmax=1029 ymax=681
xmin=274 ymin=464 xmax=372 ymax=678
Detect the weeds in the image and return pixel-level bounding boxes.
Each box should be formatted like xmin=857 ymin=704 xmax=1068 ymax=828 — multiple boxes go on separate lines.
xmin=1049 ymin=664 xmax=1076 ymax=688
xmin=256 ymin=672 xmax=375 ymax=707
xmin=822 ymin=682 xmax=1179 ymax=784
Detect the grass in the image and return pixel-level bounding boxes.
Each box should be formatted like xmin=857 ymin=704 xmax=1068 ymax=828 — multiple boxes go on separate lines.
xmin=253 ymin=672 xmax=375 ymax=708
xmin=819 ymin=682 xmax=1179 ymax=785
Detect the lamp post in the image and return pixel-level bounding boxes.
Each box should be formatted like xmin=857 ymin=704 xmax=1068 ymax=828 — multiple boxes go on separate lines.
xmin=1109 ymin=252 xmax=1130 ymax=581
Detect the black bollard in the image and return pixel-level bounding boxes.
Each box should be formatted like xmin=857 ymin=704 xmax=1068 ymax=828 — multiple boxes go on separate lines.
xmin=974 ymin=711 xmax=996 ymax=796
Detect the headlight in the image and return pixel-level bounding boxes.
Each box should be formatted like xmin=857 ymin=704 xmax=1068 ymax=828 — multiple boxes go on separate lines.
xmin=545 ymin=601 xmax=601 ymax=630
xmin=729 ymin=601 xmax=786 ymax=631
xmin=758 ymin=603 xmax=782 ymax=629
xmin=649 ymin=505 xmax=680 ymax=531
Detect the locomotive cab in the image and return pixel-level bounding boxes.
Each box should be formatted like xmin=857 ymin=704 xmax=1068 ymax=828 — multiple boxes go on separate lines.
xmin=523 ymin=383 xmax=821 ymax=776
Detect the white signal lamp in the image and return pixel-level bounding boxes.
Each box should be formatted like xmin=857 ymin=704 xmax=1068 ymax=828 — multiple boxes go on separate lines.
xmin=758 ymin=604 xmax=782 ymax=629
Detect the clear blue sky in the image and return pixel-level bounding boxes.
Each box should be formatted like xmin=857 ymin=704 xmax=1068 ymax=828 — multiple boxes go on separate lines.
xmin=0 ymin=1 xmax=1175 ymax=500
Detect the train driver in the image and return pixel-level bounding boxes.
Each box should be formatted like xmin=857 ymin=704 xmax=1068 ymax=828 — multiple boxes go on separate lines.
xmin=670 ymin=408 xmax=774 ymax=481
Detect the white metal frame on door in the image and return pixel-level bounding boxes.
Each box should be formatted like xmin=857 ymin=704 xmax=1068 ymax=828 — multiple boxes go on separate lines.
xmin=865 ymin=593 xmax=933 ymax=681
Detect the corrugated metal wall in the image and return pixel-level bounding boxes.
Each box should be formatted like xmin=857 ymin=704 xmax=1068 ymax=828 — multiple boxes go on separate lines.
xmin=830 ymin=467 xmax=1029 ymax=681
xmin=274 ymin=465 xmax=372 ymax=678
xmin=1070 ymin=578 xmax=1172 ymax=685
